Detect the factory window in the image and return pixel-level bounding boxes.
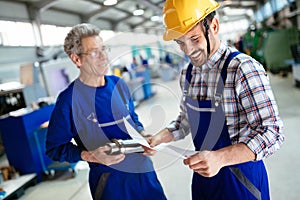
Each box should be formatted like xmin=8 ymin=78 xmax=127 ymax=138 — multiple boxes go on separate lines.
xmin=41 ymin=24 xmax=71 ymax=46
xmin=254 ymin=0 xmax=295 ymax=22
xmin=0 ymin=20 xmax=116 ymax=47
xmin=0 ymin=21 xmax=36 ymax=46
xmin=275 ymin=0 xmax=292 ymax=11
xmin=219 ymin=19 xmax=250 ymax=42
xmin=40 ymin=25 xmax=115 ymax=46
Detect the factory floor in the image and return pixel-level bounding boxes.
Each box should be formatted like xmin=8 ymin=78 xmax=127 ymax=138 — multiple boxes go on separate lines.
xmin=2 ymin=72 xmax=300 ymax=200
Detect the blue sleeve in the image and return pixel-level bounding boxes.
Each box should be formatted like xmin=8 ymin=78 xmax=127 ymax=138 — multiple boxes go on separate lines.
xmin=46 ymin=90 xmax=83 ymax=163
xmin=128 ymin=94 xmax=144 ymax=132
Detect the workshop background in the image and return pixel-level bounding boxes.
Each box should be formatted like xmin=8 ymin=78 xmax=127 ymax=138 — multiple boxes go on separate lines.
xmin=0 ymin=0 xmax=299 ymax=199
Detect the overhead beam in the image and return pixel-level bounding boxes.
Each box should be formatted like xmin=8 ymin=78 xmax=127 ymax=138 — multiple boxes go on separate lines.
xmin=84 ymin=0 xmax=126 ymax=21
xmin=136 ymin=0 xmax=162 ymax=13
xmin=34 ymin=0 xmax=62 ymax=13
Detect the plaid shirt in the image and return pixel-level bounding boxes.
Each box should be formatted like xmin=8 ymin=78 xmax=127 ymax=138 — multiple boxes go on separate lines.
xmin=167 ymin=42 xmax=284 ymax=160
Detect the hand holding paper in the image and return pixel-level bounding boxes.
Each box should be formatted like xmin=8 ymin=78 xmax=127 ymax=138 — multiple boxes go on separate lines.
xmin=123 ymin=117 xmax=197 ymax=159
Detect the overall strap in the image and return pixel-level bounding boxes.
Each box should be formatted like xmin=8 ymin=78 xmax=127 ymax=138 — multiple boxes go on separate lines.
xmin=183 ymin=62 xmax=193 ymax=93
xmin=183 ymin=51 xmax=241 ymax=101
xmin=215 ymin=51 xmax=241 ymax=100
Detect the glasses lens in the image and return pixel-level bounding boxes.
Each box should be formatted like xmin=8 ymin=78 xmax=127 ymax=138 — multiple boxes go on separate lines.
xmin=80 ymin=46 xmax=109 ymax=57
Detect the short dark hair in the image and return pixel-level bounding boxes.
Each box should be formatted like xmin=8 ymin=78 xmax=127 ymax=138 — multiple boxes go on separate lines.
xmin=205 ymin=11 xmax=216 ymax=23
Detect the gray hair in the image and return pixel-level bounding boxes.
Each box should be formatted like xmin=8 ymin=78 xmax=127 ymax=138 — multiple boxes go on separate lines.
xmin=64 ymin=23 xmax=100 ymax=56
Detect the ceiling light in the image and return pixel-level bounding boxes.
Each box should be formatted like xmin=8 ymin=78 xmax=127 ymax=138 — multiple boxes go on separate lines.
xmin=151 ymin=15 xmax=161 ymax=22
xmin=133 ymin=5 xmax=144 ymax=16
xmin=103 ymin=0 xmax=118 ymax=6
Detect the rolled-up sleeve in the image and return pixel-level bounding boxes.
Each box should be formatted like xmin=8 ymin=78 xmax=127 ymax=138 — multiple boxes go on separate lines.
xmin=235 ymin=60 xmax=285 ymax=160
xmin=166 ymin=97 xmax=191 ymax=141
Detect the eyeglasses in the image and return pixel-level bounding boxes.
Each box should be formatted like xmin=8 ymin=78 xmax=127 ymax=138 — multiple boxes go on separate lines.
xmin=80 ymin=46 xmax=110 ymax=58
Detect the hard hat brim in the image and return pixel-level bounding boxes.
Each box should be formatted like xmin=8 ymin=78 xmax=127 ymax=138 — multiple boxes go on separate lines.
xmin=163 ymin=2 xmax=220 ymax=41
xmin=163 ymin=19 xmax=201 ymax=41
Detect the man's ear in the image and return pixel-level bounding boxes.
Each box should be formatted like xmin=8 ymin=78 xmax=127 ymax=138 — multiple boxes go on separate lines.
xmin=70 ymin=53 xmax=82 ymax=68
xmin=211 ymin=18 xmax=219 ymax=35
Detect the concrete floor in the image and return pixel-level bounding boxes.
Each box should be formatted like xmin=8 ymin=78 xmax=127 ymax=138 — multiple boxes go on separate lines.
xmin=8 ymin=72 xmax=300 ymax=199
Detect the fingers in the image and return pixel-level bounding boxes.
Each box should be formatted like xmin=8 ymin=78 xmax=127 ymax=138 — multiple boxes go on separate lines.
xmin=140 ymin=131 xmax=152 ymax=138
xmin=142 ymin=139 xmax=157 ymax=156
xmin=142 ymin=146 xmax=157 ymax=156
xmin=184 ymin=152 xmax=207 ymax=170
xmin=145 ymin=136 xmax=152 ymax=144
xmin=148 ymin=135 xmax=163 ymax=147
xmin=149 ymin=138 xmax=160 ymax=147
xmin=184 ymin=155 xmax=210 ymax=177
xmin=107 ymin=153 xmax=125 ymax=165
xmin=101 ymin=145 xmax=112 ymax=152
xmin=91 ymin=146 xmax=125 ymax=166
xmin=104 ymin=153 xmax=125 ymax=166
xmin=183 ymin=152 xmax=202 ymax=165
xmin=194 ymin=169 xmax=210 ymax=177
xmin=183 ymin=151 xmax=219 ymax=177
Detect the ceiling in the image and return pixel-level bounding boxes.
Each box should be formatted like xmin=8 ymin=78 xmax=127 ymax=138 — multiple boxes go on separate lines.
xmin=0 ymin=0 xmax=263 ymax=33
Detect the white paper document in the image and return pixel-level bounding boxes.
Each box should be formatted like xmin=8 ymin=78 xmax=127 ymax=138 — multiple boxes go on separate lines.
xmin=123 ymin=117 xmax=197 ymax=159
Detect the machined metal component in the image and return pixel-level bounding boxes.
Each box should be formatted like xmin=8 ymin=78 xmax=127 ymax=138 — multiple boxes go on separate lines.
xmin=105 ymin=139 xmax=144 ymax=155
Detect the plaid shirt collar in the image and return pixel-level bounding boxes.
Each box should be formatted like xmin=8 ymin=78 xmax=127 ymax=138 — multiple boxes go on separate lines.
xmin=203 ymin=42 xmax=227 ymax=70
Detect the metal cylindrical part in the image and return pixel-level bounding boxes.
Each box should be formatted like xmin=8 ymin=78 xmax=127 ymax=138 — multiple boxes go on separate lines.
xmin=119 ymin=139 xmax=144 ymax=154
xmin=105 ymin=139 xmax=144 ymax=155
xmin=105 ymin=142 xmax=121 ymax=155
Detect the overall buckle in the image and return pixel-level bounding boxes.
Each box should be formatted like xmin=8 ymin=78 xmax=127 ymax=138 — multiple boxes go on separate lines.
xmin=183 ymin=90 xmax=188 ymax=101
xmin=214 ymin=93 xmax=222 ymax=107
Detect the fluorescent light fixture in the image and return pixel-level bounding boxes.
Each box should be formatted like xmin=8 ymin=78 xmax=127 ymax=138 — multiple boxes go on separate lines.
xmin=104 ymin=0 xmax=117 ymax=6
xmin=133 ymin=5 xmax=144 ymax=16
xmin=151 ymin=16 xmax=161 ymax=22
xmin=151 ymin=15 xmax=162 ymax=22
xmin=133 ymin=9 xmax=144 ymax=16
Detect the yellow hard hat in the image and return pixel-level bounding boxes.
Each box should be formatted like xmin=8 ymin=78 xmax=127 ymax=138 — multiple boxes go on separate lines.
xmin=163 ymin=0 xmax=220 ymax=41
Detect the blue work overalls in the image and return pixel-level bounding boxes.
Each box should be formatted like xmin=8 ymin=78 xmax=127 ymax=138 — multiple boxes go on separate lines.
xmin=72 ymin=77 xmax=166 ymax=200
xmin=184 ymin=52 xmax=270 ymax=200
